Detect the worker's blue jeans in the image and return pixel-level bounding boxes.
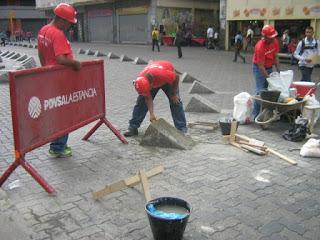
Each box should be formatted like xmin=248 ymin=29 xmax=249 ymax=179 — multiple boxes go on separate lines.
xmin=252 ymin=64 xmax=273 ymax=117
xmin=50 ymin=134 xmax=68 ymax=152
xmin=128 ymin=84 xmax=187 ymax=132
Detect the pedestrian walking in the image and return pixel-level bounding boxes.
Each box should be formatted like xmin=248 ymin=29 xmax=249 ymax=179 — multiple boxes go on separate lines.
xmin=206 ymin=25 xmax=214 ymax=49
xmin=233 ymin=31 xmax=245 ymax=63
xmin=0 ymin=30 xmax=6 ymax=46
xmin=244 ymin=25 xmax=254 ymax=52
xmin=37 ymin=3 xmax=81 ymax=158
xmin=293 ymin=26 xmax=320 ymax=82
xmin=174 ymin=26 xmax=183 ymax=58
xmin=124 ymin=60 xmax=187 ymax=137
xmin=185 ymin=28 xmax=192 ymax=47
xmin=281 ymin=29 xmax=290 ymax=53
xmin=26 ymin=31 xmax=32 ymax=43
xmin=213 ymin=30 xmax=219 ymax=49
xmin=151 ymin=27 xmax=160 ymax=52
xmin=252 ymin=25 xmax=280 ymax=118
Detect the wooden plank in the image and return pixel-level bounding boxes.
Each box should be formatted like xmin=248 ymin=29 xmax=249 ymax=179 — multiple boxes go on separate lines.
xmin=139 ymin=169 xmax=152 ymax=202
xmin=92 ymin=180 xmax=127 ymax=200
xmin=125 ymin=165 xmax=164 ymax=187
xmin=229 ymin=120 xmax=237 ymax=142
xmin=92 ymin=165 xmax=164 ymax=200
xmin=267 ymin=148 xmax=297 ymax=165
xmin=230 ymin=141 xmax=249 ymax=152
xmin=240 ymin=144 xmax=267 ymax=155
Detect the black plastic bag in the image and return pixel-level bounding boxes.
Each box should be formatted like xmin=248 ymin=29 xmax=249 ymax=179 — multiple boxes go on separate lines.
xmin=282 ymin=118 xmax=310 ymax=142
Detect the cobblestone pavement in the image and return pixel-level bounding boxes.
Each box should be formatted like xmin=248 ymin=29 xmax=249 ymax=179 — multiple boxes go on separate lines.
xmin=0 ymin=42 xmax=320 ymax=240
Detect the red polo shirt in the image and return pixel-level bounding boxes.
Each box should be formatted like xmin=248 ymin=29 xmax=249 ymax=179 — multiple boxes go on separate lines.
xmin=37 ymin=24 xmax=73 ymax=66
xmin=253 ymin=39 xmax=279 ymax=68
xmin=139 ymin=61 xmax=176 ymax=88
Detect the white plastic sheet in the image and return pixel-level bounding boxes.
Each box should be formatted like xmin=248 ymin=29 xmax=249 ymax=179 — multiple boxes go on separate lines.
xmin=233 ymin=92 xmax=253 ymax=124
xmin=267 ymin=70 xmax=293 ymax=100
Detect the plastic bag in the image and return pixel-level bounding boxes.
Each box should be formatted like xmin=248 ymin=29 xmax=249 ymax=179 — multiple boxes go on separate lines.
xmin=267 ymin=70 xmax=293 ymax=101
xmin=303 ymin=94 xmax=320 ymax=124
xmin=300 ymin=138 xmax=320 ymax=157
xmin=232 ymin=92 xmax=253 ymax=124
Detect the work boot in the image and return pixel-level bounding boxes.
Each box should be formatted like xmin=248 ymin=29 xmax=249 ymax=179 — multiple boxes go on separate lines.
xmin=124 ymin=128 xmax=138 ymax=137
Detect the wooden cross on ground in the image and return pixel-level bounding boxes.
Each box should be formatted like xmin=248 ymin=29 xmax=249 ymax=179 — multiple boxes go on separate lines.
xmin=92 ymin=165 xmax=164 ymax=201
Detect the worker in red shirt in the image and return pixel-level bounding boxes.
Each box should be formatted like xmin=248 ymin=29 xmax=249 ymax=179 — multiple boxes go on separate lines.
xmin=38 ymin=3 xmax=81 ymax=157
xmin=124 ymin=60 xmax=187 ymax=136
xmin=252 ymin=25 xmax=280 ymax=117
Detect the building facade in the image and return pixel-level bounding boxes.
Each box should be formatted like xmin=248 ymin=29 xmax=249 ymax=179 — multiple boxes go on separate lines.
xmin=36 ymin=0 xmax=220 ymax=44
xmin=226 ymin=0 xmax=320 ymax=50
xmin=0 ymin=0 xmax=48 ymax=40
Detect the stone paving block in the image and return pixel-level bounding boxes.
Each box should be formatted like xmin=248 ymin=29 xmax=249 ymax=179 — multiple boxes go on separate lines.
xmin=134 ymin=57 xmax=148 ymax=65
xmin=78 ymin=48 xmax=85 ymax=54
xmin=0 ymin=72 xmax=9 ymax=82
xmin=0 ymin=56 xmax=2 ymax=63
xmin=107 ymin=52 xmax=119 ymax=59
xmin=85 ymin=49 xmax=95 ymax=55
xmin=23 ymin=44 xmax=28 ymax=47
xmin=188 ymin=80 xmax=215 ymax=94
xmin=0 ymin=64 xmax=5 ymax=70
xmin=13 ymin=43 xmax=18 ymax=46
xmin=120 ymin=54 xmax=133 ymax=62
xmin=185 ymin=94 xmax=220 ymax=113
xmin=28 ymin=44 xmax=33 ymax=48
xmin=34 ymin=45 xmax=38 ymax=49
xmin=16 ymin=54 xmax=28 ymax=62
xmin=140 ymin=118 xmax=196 ymax=150
xmin=181 ymin=72 xmax=199 ymax=83
xmin=8 ymin=53 xmax=21 ymax=60
xmin=94 ymin=51 xmax=106 ymax=57
xmin=18 ymin=43 xmax=23 ymax=46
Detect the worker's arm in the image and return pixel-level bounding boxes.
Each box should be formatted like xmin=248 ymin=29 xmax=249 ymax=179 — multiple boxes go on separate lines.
xmin=274 ymin=56 xmax=280 ymax=72
xmin=38 ymin=51 xmax=45 ymax=66
xmin=145 ymin=95 xmax=157 ymax=122
xmin=257 ymin=62 xmax=270 ymax=78
xmin=56 ymin=55 xmax=81 ymax=71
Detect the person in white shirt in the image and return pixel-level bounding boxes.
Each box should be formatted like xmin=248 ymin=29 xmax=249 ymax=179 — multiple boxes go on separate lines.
xmin=207 ymin=25 xmax=214 ymax=49
xmin=294 ymin=26 xmax=320 ymax=82
xmin=245 ymin=26 xmax=254 ymax=51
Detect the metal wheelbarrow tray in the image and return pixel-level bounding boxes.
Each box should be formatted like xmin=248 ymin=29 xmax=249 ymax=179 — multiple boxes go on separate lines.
xmin=252 ymin=96 xmax=307 ymax=129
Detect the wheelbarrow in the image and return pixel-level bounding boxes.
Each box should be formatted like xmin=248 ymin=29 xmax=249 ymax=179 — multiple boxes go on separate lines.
xmin=252 ymin=96 xmax=307 ymax=129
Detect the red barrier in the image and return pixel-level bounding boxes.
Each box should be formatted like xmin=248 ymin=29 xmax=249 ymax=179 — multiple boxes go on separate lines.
xmin=0 ymin=60 xmax=127 ymax=194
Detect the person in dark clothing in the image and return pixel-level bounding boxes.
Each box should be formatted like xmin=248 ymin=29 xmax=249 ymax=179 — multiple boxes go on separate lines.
xmin=185 ymin=28 xmax=192 ymax=47
xmin=174 ymin=26 xmax=183 ymax=58
xmin=233 ymin=31 xmax=245 ymax=63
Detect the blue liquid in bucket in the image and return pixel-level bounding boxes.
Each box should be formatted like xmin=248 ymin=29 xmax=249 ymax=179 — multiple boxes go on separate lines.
xmin=147 ymin=203 xmax=189 ymax=220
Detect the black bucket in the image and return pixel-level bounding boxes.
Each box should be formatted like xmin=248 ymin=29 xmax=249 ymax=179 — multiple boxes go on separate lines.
xmin=145 ymin=197 xmax=191 ymax=240
xmin=219 ymin=118 xmax=239 ymax=135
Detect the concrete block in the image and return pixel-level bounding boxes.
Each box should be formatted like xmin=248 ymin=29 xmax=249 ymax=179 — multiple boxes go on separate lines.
xmin=18 ymin=43 xmax=23 ymax=46
xmin=13 ymin=43 xmax=18 ymax=46
xmin=188 ymin=81 xmax=215 ymax=94
xmin=0 ymin=56 xmax=2 ymax=62
xmin=23 ymin=44 xmax=28 ymax=47
xmin=34 ymin=45 xmax=38 ymax=49
xmin=28 ymin=44 xmax=33 ymax=48
xmin=1 ymin=51 xmax=10 ymax=57
xmin=5 ymin=52 xmax=15 ymax=58
xmin=181 ymin=72 xmax=199 ymax=83
xmin=21 ymin=57 xmax=36 ymax=69
xmin=8 ymin=53 xmax=21 ymax=60
xmin=134 ymin=57 xmax=148 ymax=65
xmin=107 ymin=52 xmax=119 ymax=59
xmin=16 ymin=54 xmax=28 ymax=62
xmin=78 ymin=48 xmax=85 ymax=54
xmin=120 ymin=55 xmax=133 ymax=62
xmin=85 ymin=49 xmax=95 ymax=55
xmin=140 ymin=118 xmax=195 ymax=150
xmin=94 ymin=51 xmax=106 ymax=57
xmin=185 ymin=94 xmax=220 ymax=113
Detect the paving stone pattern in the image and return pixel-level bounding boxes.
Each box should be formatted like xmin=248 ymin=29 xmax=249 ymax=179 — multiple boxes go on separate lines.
xmin=0 ymin=42 xmax=320 ymax=240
